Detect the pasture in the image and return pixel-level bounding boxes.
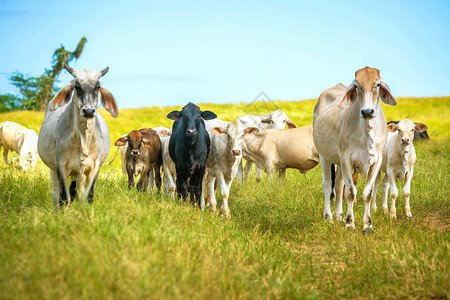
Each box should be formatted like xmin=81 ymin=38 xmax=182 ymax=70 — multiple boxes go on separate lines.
xmin=0 ymin=97 xmax=449 ymax=299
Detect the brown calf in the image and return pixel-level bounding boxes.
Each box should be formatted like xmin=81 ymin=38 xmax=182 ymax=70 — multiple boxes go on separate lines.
xmin=115 ymin=128 xmax=162 ymax=192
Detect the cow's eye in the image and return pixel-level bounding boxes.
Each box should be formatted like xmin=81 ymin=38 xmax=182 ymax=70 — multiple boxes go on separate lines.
xmin=411 ymin=129 xmax=414 ymax=132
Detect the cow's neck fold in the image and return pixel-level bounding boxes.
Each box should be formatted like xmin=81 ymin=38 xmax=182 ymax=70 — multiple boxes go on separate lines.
xmin=72 ymin=104 xmax=96 ymax=166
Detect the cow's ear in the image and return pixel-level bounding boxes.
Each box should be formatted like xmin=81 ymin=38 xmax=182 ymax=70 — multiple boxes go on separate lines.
xmin=167 ymin=111 xmax=181 ymax=120
xmin=414 ymin=123 xmax=428 ymax=133
xmin=387 ymin=123 xmax=398 ymax=132
xmin=379 ymin=80 xmax=397 ymax=106
xmin=210 ymin=127 xmax=227 ymax=135
xmin=244 ymin=127 xmax=259 ymax=135
xmin=49 ymin=84 xmax=73 ymax=111
xmin=201 ymin=111 xmax=217 ymax=120
xmin=339 ymin=82 xmax=357 ymax=108
xmin=261 ymin=117 xmax=271 ymax=124
xmin=100 ymin=87 xmax=119 ymax=118
xmin=114 ymin=136 xmax=128 ymax=146
xmin=142 ymin=138 xmax=152 ymax=149
xmin=286 ymin=119 xmax=297 ymax=129
xmin=158 ymin=130 xmax=171 ymax=137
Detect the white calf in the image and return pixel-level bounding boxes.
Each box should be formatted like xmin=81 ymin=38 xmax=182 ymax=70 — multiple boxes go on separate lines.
xmin=371 ymin=119 xmax=428 ymax=218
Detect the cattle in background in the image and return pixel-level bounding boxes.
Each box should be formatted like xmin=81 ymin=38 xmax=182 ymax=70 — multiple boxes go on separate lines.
xmin=387 ymin=120 xmax=429 ymax=140
xmin=202 ymin=121 xmax=246 ymax=217
xmin=153 ymin=126 xmax=176 ymax=197
xmin=114 ymin=128 xmax=162 ymax=192
xmin=0 ymin=121 xmax=39 ymax=171
xmin=242 ymin=125 xmax=319 ymax=180
xmin=236 ymin=109 xmax=297 ymax=184
xmin=167 ymin=103 xmax=217 ymax=207
xmin=38 ymin=64 xmax=118 ymax=206
xmin=371 ymin=120 xmax=428 ymax=219
xmin=313 ymin=67 xmax=397 ymax=232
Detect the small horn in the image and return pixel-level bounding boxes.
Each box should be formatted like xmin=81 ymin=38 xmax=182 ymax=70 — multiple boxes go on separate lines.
xmin=100 ymin=67 xmax=109 ymax=77
xmin=64 ymin=63 xmax=75 ymax=76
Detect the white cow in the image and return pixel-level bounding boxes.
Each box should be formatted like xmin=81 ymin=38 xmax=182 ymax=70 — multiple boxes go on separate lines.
xmin=371 ymin=119 xmax=428 ymax=219
xmin=241 ymin=126 xmax=319 ymax=179
xmin=153 ymin=126 xmax=176 ymax=198
xmin=313 ymin=67 xmax=397 ymax=232
xmin=236 ymin=109 xmax=297 ymax=183
xmin=201 ymin=121 xmax=247 ymax=217
xmin=38 ymin=64 xmax=118 ymax=206
xmin=0 ymin=121 xmax=39 ymax=171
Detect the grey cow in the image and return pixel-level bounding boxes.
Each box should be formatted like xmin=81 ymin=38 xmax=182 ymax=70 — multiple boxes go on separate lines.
xmin=38 ymin=64 xmax=118 ymax=207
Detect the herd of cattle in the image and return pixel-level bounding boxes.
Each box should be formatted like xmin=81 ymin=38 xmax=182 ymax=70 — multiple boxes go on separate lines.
xmin=0 ymin=65 xmax=430 ymax=232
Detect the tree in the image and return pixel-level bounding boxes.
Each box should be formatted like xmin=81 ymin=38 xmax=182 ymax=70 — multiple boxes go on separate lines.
xmin=4 ymin=37 xmax=87 ymax=111
xmin=0 ymin=94 xmax=20 ymax=112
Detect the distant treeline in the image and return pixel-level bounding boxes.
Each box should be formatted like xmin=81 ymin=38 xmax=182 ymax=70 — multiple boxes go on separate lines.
xmin=0 ymin=37 xmax=87 ymax=112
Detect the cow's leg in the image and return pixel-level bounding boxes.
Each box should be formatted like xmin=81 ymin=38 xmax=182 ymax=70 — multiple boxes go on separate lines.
xmin=255 ymin=166 xmax=262 ymax=183
xmin=56 ymin=164 xmax=70 ymax=206
xmin=243 ymin=160 xmax=253 ymax=182
xmin=341 ymin=160 xmax=356 ymax=230
xmin=50 ymin=170 xmax=61 ymax=207
xmin=371 ymin=171 xmax=381 ymax=211
xmin=381 ymin=174 xmax=390 ymax=215
xmin=387 ymin=169 xmax=398 ymax=219
xmin=127 ymin=165 xmax=135 ymax=190
xmin=137 ymin=167 xmax=150 ymax=192
xmin=237 ymin=160 xmax=244 ymax=186
xmin=148 ymin=168 xmax=154 ymax=194
xmin=3 ymin=148 xmax=9 ymax=164
xmin=176 ymin=169 xmax=189 ymax=201
xmin=154 ymin=165 xmax=162 ymax=192
xmin=217 ymin=173 xmax=231 ymax=218
xmin=85 ymin=166 xmax=100 ymax=203
xmin=334 ymin=167 xmax=345 ymax=222
xmin=278 ymin=168 xmax=286 ymax=181
xmin=403 ymin=168 xmax=414 ymax=218
xmin=320 ymin=155 xmax=334 ymax=222
xmin=206 ymin=172 xmax=217 ymax=211
xmin=189 ymin=167 xmax=206 ymax=209
xmin=362 ymin=161 xmax=382 ymax=233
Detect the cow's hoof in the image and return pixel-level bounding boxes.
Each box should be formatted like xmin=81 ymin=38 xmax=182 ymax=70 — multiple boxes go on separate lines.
xmin=323 ymin=214 xmax=333 ymax=223
xmin=390 ymin=212 xmax=397 ymax=219
xmin=336 ymin=213 xmax=344 ymax=224
xmin=347 ymin=226 xmax=356 ymax=233
xmin=363 ymin=227 xmax=374 ymax=235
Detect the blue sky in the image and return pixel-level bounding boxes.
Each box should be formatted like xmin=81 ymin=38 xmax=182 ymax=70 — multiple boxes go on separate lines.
xmin=1 ymin=0 xmax=449 ymax=108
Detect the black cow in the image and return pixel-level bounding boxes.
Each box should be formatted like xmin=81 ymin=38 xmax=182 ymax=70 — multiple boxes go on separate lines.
xmin=387 ymin=121 xmax=430 ymax=140
xmin=167 ymin=103 xmax=217 ymax=207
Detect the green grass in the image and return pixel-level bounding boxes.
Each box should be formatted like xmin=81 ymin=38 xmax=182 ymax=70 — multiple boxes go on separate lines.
xmin=0 ymin=97 xmax=449 ymax=299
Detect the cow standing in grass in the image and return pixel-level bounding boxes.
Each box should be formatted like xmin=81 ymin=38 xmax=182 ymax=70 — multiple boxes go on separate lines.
xmin=167 ymin=103 xmax=217 ymax=207
xmin=371 ymin=119 xmax=428 ymax=218
xmin=38 ymin=64 xmax=118 ymax=206
xmin=114 ymin=128 xmax=162 ymax=193
xmin=313 ymin=67 xmax=397 ymax=232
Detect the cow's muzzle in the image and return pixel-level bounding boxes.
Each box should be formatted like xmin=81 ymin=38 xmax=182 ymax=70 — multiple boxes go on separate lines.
xmin=132 ymin=150 xmax=140 ymax=156
xmin=231 ymin=149 xmax=241 ymax=156
xmin=360 ymin=108 xmax=375 ymax=119
xmin=186 ymin=129 xmax=197 ymax=137
xmin=82 ymin=107 xmax=96 ymax=118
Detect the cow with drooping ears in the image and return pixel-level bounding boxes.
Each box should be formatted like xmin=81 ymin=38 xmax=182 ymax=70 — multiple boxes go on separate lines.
xmin=167 ymin=103 xmax=217 ymax=208
xmin=38 ymin=63 xmax=118 ymax=207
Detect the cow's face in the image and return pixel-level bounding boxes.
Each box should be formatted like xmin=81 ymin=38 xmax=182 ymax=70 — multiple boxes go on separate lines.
xmin=167 ymin=102 xmax=217 ymax=138
xmin=48 ymin=64 xmax=118 ymax=119
xmin=387 ymin=119 xmax=428 ymax=147
xmin=211 ymin=121 xmax=246 ymax=156
xmin=260 ymin=109 xmax=297 ymax=129
xmin=115 ymin=130 xmax=152 ymax=157
xmin=340 ymin=67 xmax=396 ymax=119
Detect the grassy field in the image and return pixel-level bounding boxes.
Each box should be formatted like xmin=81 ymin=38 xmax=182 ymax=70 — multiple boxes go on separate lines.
xmin=0 ymin=97 xmax=449 ymax=299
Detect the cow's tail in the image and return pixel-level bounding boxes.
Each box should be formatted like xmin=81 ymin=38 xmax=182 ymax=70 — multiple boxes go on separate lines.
xmin=102 ymin=146 xmax=120 ymax=167
xmin=330 ymin=164 xmax=336 ymax=201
